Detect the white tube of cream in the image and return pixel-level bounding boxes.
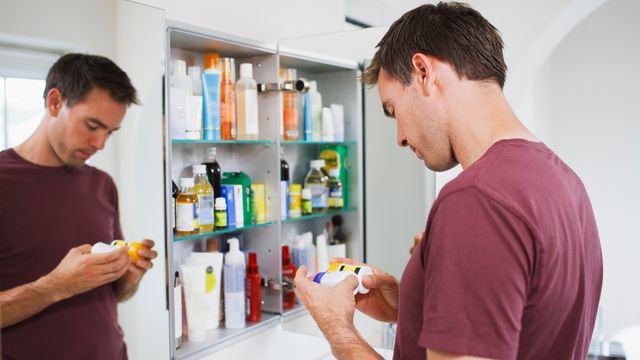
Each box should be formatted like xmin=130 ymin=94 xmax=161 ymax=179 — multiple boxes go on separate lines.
xmin=187 ymin=252 xmax=223 ymax=329
xmin=180 ymin=264 xmax=207 ymax=342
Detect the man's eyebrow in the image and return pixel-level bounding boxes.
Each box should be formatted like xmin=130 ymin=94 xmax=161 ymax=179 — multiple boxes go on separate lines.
xmin=87 ymin=117 xmax=120 ymax=132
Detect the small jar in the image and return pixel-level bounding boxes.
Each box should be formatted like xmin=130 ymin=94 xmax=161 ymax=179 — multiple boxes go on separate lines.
xmin=214 ymin=197 xmax=227 ymax=228
xmin=301 ymin=188 xmax=312 ymax=216
xmin=289 ymin=184 xmax=302 ymax=218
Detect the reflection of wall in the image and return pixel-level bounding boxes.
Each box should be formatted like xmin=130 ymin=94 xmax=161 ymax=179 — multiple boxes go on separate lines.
xmin=531 ymin=0 xmax=640 ymax=336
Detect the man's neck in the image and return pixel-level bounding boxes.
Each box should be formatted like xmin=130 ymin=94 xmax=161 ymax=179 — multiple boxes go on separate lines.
xmin=14 ymin=119 xmax=65 ymax=167
xmin=448 ymin=84 xmax=538 ymax=170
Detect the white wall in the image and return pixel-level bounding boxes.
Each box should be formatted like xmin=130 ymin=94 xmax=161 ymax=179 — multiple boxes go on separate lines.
xmin=530 ymin=0 xmax=640 ymax=337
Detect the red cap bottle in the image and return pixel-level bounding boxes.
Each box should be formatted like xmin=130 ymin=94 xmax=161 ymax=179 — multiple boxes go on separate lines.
xmin=282 ymin=246 xmax=297 ymax=309
xmin=246 ymin=252 xmax=262 ymax=322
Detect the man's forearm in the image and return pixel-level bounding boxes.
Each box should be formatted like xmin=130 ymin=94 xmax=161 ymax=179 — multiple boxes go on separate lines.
xmin=0 ymin=275 xmax=62 ymax=328
xmin=322 ymin=319 xmax=383 ymax=360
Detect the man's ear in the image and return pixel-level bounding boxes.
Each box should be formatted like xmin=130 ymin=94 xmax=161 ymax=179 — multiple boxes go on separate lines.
xmin=411 ymin=53 xmax=436 ymax=97
xmin=45 ymin=88 xmax=64 ymax=117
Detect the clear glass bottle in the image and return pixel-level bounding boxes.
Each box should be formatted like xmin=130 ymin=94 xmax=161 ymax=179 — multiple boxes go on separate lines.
xmin=327 ymin=168 xmax=343 ymax=209
xmin=304 ymin=159 xmax=328 ymax=213
xmin=193 ymin=165 xmax=215 ymax=232
xmin=176 ymin=177 xmax=199 ymax=236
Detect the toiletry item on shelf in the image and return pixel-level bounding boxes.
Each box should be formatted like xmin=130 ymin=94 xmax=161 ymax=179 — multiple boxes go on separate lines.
xmin=193 ymin=165 xmax=215 ymax=232
xmin=222 ymin=172 xmax=252 ymax=225
xmin=304 ymin=160 xmax=329 ymax=213
xmin=170 ymin=59 xmax=193 ymax=140
xmin=180 ymin=263 xmax=207 ymax=342
xmin=185 ymin=66 xmax=203 ymax=140
xmin=220 ymin=57 xmax=237 ymax=140
xmin=251 ymin=184 xmax=266 ymax=224
xmin=246 ymin=252 xmax=262 ymax=322
xmin=326 ymin=243 xmax=347 ymax=260
xmin=203 ymin=147 xmax=222 ymax=199
xmin=236 ymin=63 xmax=259 ymax=140
xmin=301 ymin=188 xmax=312 ymax=216
xmin=282 ymin=245 xmax=297 ymax=309
xmin=303 ymin=90 xmax=312 ymax=141
xmin=292 ymin=232 xmax=316 ymax=274
xmin=172 ymin=180 xmax=179 ymax=231
xmin=321 ymin=107 xmax=334 ymax=142
xmin=313 ymin=263 xmax=373 ymax=295
xmin=316 ymin=233 xmax=329 ymax=274
xmin=214 ymin=197 xmax=227 ymax=228
xmin=289 ymin=184 xmax=302 ymax=218
xmin=174 ymin=272 xmax=182 ymax=348
xmin=188 ymin=66 xmax=202 ymax=96
xmin=202 ymin=70 xmax=221 ymax=140
xmin=224 ymin=238 xmax=246 ymax=329
xmin=280 ymin=148 xmax=290 ymax=220
xmin=220 ymin=184 xmax=243 ymax=226
xmin=282 ymin=68 xmax=299 ymax=140
xmin=327 ymin=169 xmax=343 ymax=209
xmin=186 ymin=252 xmax=223 ymax=329
xmin=176 ymin=177 xmax=199 ymax=236
xmin=320 ymin=145 xmax=348 ymax=207
xmin=330 ymin=104 xmax=344 ymax=142
xmin=308 ymin=81 xmax=323 ymax=141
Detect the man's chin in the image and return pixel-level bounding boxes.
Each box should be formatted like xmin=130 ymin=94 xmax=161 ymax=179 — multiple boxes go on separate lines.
xmin=423 ymin=158 xmax=458 ymax=172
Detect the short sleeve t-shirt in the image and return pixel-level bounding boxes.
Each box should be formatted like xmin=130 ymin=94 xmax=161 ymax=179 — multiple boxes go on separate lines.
xmin=394 ymin=139 xmax=602 ymax=360
xmin=0 ymin=148 xmax=127 ymax=359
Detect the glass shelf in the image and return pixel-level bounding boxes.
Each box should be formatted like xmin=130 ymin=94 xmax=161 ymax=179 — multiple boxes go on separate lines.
xmin=282 ymin=208 xmax=356 ymax=223
xmin=173 ymin=221 xmax=276 ymax=242
xmin=280 ymin=140 xmax=356 ymax=146
xmin=172 ymin=139 xmax=275 ymax=145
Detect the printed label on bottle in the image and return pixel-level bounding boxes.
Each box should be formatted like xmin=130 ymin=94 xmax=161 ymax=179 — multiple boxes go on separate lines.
xmin=328 ymin=189 xmax=343 ymax=208
xmin=281 ymin=181 xmax=289 ymax=219
xmin=215 ymin=209 xmax=227 ymax=227
xmin=198 ymin=195 xmax=214 ymax=225
xmin=244 ymin=91 xmax=259 ymax=135
xmin=176 ymin=203 xmax=195 ymax=231
xmin=308 ymin=184 xmax=328 ymax=209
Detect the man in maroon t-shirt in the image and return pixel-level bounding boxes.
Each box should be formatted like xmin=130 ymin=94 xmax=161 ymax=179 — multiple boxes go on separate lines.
xmin=0 ymin=54 xmax=158 ymax=359
xmin=294 ymin=3 xmax=602 ymax=360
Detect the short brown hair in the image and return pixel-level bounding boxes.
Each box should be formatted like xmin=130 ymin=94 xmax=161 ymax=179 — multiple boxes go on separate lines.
xmin=362 ymin=2 xmax=507 ymax=88
xmin=44 ymin=53 xmax=139 ymax=107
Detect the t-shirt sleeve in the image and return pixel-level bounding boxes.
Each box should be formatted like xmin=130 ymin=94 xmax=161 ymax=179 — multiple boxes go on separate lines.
xmin=419 ymin=187 xmax=533 ymax=360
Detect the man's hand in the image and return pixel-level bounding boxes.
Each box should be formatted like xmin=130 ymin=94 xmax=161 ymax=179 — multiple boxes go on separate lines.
xmin=332 ymin=258 xmax=400 ymax=323
xmin=294 ymin=265 xmax=382 ymax=360
xmin=46 ymin=244 xmax=130 ymax=301
xmin=115 ymin=239 xmax=158 ymax=301
xmin=2 ymin=243 xmax=130 ymax=328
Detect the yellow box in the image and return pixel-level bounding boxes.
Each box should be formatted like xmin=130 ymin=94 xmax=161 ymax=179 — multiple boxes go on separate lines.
xmin=251 ymin=184 xmax=266 ymax=224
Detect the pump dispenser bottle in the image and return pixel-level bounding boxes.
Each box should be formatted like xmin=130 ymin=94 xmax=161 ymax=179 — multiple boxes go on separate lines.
xmin=224 ymin=238 xmax=246 ymax=328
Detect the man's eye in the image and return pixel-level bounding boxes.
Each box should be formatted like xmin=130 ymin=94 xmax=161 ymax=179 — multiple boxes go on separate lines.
xmin=87 ymin=123 xmax=98 ymax=131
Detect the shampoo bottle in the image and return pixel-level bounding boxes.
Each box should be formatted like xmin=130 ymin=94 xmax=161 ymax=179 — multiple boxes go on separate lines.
xmin=236 ymin=63 xmax=259 ymax=140
xmin=224 ymin=238 xmax=246 ymax=329
xmin=246 ymin=252 xmax=262 ymax=322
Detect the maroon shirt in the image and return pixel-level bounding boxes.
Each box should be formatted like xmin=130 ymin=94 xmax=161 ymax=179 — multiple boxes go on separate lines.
xmin=0 ymin=148 xmax=127 ymax=359
xmin=395 ymin=139 xmax=602 ymax=360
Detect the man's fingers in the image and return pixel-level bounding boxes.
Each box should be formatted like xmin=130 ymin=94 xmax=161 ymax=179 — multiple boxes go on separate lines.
xmin=74 ymin=244 xmax=93 ymax=254
xmin=337 ymin=274 xmax=359 ymax=293
xmin=90 ymin=246 xmax=128 ymax=265
xmin=140 ymin=239 xmax=155 ymax=249
xmin=362 ymin=274 xmax=397 ymax=289
xmin=137 ymin=247 xmax=157 ymax=260
xmin=295 ymin=265 xmax=309 ymax=280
